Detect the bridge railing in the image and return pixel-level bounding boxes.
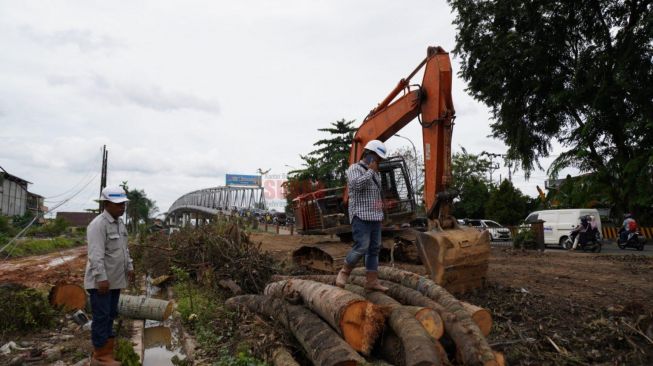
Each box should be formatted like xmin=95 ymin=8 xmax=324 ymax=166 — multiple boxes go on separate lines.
xmin=168 ymin=186 xmax=266 ymax=216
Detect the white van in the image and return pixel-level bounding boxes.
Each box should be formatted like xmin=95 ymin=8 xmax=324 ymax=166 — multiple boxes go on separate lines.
xmin=524 ymin=209 xmax=602 ymax=248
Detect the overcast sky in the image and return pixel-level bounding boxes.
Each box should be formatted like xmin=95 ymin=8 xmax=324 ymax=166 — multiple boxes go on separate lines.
xmin=0 ymin=0 xmax=562 ymax=215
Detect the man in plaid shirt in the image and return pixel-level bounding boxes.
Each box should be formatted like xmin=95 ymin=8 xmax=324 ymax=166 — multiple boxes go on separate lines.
xmin=336 ymin=140 xmax=388 ymax=292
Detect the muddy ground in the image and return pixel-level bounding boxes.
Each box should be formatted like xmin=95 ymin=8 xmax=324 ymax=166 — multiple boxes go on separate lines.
xmin=1 ymin=233 xmax=652 ymax=365
xmin=250 ymin=232 xmax=653 ymax=365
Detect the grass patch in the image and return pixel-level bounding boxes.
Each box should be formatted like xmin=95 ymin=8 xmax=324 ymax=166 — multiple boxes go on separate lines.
xmin=173 ymin=282 xmax=271 ymax=364
xmin=214 ymin=350 xmax=267 ymax=366
xmin=0 ymin=284 xmax=59 ymax=336
xmin=2 ymin=237 xmax=83 ymax=258
xmin=115 ymin=338 xmax=141 ymax=366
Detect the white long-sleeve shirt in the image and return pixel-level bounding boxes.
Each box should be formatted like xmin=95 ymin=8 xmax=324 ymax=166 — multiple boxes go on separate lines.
xmin=84 ymin=210 xmax=133 ymax=290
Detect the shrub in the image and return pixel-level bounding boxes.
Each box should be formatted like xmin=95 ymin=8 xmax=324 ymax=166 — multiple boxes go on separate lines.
xmin=513 ymin=227 xmax=538 ymax=250
xmin=0 ymin=215 xmax=14 ymax=235
xmin=115 ymin=338 xmax=141 ymax=366
xmin=0 ymin=284 xmax=58 ymax=334
xmin=214 ymin=351 xmax=267 ymax=366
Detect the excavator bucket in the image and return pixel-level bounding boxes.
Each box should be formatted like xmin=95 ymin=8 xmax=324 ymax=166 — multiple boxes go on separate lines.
xmin=414 ymin=226 xmax=491 ymax=294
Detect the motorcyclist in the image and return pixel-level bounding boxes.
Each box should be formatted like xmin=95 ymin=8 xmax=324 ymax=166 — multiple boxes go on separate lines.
xmin=570 ymin=216 xmax=591 ymax=250
xmin=619 ymin=213 xmax=637 ymax=242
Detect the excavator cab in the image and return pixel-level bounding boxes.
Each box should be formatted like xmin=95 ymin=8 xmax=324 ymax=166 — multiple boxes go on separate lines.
xmin=292 ymin=156 xmax=416 ymax=235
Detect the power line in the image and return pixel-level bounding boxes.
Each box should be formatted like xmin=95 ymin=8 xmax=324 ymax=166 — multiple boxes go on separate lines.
xmin=43 ymin=148 xmax=104 ymax=200
xmin=0 ymin=170 xmax=100 ymax=259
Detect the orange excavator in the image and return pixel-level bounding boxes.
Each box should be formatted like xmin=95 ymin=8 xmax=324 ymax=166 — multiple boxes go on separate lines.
xmin=292 ymin=46 xmax=490 ymax=293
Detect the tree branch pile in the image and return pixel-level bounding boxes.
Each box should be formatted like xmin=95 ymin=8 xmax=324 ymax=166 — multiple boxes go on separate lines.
xmin=133 ymin=221 xmax=278 ymax=293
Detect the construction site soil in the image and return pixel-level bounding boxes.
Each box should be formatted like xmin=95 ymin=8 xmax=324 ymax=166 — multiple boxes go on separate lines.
xmin=1 ymin=232 xmax=652 ymax=365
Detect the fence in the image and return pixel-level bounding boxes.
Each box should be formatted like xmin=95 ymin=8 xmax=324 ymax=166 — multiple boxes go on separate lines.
xmin=602 ymin=226 xmax=653 ymax=240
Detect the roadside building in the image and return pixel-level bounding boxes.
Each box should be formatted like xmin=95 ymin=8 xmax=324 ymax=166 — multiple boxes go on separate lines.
xmin=56 ymin=212 xmax=98 ymax=228
xmin=0 ymin=166 xmax=45 ymax=218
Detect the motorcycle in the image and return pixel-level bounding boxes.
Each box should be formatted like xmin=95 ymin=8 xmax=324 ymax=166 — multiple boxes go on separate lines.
xmin=617 ymin=229 xmax=646 ymax=251
xmin=564 ymin=229 xmax=602 ymax=253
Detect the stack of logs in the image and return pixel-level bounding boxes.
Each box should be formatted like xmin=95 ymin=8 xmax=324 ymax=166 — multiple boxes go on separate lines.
xmin=225 ymin=266 xmax=504 ymax=366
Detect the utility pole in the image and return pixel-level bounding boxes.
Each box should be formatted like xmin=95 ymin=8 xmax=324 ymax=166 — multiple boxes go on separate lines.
xmin=99 ymin=145 xmax=108 ymax=212
xmin=481 ymin=151 xmax=502 ymax=186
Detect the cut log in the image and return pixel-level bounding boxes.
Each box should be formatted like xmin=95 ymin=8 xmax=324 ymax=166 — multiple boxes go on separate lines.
xmin=218 ymin=279 xmax=243 ymax=295
xmin=351 ymin=267 xmax=498 ymax=366
xmin=264 ymin=279 xmax=385 ymax=355
xmin=225 ymin=295 xmax=365 ymax=366
xmin=461 ymin=301 xmax=492 ymax=337
xmin=405 ymin=306 xmax=445 ymax=341
xmin=378 ymin=329 xmax=404 ymax=366
xmin=48 ymin=282 xmax=86 ymax=311
xmin=343 ymin=284 xmax=444 ymax=342
xmin=270 ymin=347 xmax=300 ymax=366
xmin=274 ymin=275 xmax=445 ymax=340
xmin=493 ymin=351 xmax=505 ymax=366
xmin=118 ymin=294 xmax=174 ymax=321
xmin=434 ymin=341 xmax=448 ymax=364
xmin=151 ymin=274 xmax=173 ymax=287
xmin=343 ymin=284 xmax=442 ymax=366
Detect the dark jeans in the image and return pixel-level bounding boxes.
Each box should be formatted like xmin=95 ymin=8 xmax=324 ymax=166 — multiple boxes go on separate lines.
xmin=88 ymin=289 xmax=121 ymax=348
xmin=345 ymin=216 xmax=382 ymax=271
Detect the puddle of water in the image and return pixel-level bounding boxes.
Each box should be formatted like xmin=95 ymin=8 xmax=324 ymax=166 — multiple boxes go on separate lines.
xmin=46 ymin=255 xmax=76 ymax=267
xmin=142 ymin=279 xmax=186 ymax=366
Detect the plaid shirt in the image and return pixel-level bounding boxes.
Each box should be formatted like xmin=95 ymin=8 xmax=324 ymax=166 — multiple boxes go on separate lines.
xmin=347 ymin=161 xmax=384 ymax=223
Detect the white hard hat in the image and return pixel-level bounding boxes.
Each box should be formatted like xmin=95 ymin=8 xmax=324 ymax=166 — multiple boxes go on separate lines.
xmin=100 ymin=186 xmax=129 ymax=203
xmin=364 ymin=140 xmax=388 ymax=159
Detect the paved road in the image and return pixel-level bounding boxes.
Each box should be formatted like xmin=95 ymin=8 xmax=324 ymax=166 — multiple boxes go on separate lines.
xmin=490 ymin=240 xmax=653 ymax=256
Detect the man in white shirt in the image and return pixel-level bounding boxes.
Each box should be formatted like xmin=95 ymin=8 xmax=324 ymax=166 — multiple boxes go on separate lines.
xmin=84 ymin=186 xmax=134 ymax=366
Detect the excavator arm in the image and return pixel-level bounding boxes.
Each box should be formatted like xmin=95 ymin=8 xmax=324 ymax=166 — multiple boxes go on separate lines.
xmin=348 ymin=46 xmax=456 ymax=224
xmin=348 ymin=46 xmax=490 ymax=293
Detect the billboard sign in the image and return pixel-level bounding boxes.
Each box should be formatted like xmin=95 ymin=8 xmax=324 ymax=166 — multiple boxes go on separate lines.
xmin=226 ymin=174 xmax=261 ymax=187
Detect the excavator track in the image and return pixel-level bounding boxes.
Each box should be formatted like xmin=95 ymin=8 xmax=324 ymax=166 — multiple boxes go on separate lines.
xmin=291 ymin=226 xmax=490 ymax=294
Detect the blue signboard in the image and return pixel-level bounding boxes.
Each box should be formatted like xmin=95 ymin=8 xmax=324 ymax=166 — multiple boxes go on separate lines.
xmin=226 ymin=174 xmax=261 ymax=186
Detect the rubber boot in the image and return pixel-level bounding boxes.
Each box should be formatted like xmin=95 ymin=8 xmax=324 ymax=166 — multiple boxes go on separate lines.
xmin=90 ymin=340 xmax=121 ymax=366
xmin=365 ymin=271 xmax=388 ymax=292
xmin=335 ymin=263 xmax=354 ymax=288
xmin=107 ymin=337 xmax=117 ymax=360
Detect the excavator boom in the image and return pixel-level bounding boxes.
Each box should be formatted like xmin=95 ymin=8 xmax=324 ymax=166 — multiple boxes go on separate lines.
xmin=348 ymin=46 xmax=455 ymax=221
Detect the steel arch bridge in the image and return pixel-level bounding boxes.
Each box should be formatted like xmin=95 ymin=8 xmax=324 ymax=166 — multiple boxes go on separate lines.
xmin=165 ymin=186 xmax=266 ymax=226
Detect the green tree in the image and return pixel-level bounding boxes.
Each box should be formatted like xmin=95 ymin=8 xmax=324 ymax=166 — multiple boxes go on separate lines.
xmin=485 ymin=180 xmax=529 ymax=225
xmin=119 ymin=182 xmax=158 ymax=233
xmin=449 ymin=0 xmax=653 ymax=218
xmin=550 ymin=174 xmax=611 ymax=210
xmin=451 ymin=147 xmax=492 ymax=218
xmin=451 ymin=147 xmax=492 ymax=192
xmin=285 ymin=119 xmax=356 ymax=207
xmin=306 ymin=118 xmax=357 ymax=185
xmin=454 ymin=176 xmax=490 ymax=219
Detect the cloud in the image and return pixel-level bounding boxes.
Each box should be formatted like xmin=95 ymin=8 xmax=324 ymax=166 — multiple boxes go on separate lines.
xmin=46 ymin=74 xmax=220 ymax=114
xmin=19 ymin=25 xmax=124 ymax=53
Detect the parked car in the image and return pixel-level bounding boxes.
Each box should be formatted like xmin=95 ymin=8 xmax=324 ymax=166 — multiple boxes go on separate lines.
xmin=465 ymin=219 xmax=512 ymax=241
xmin=523 ymin=208 xmax=602 ymax=248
